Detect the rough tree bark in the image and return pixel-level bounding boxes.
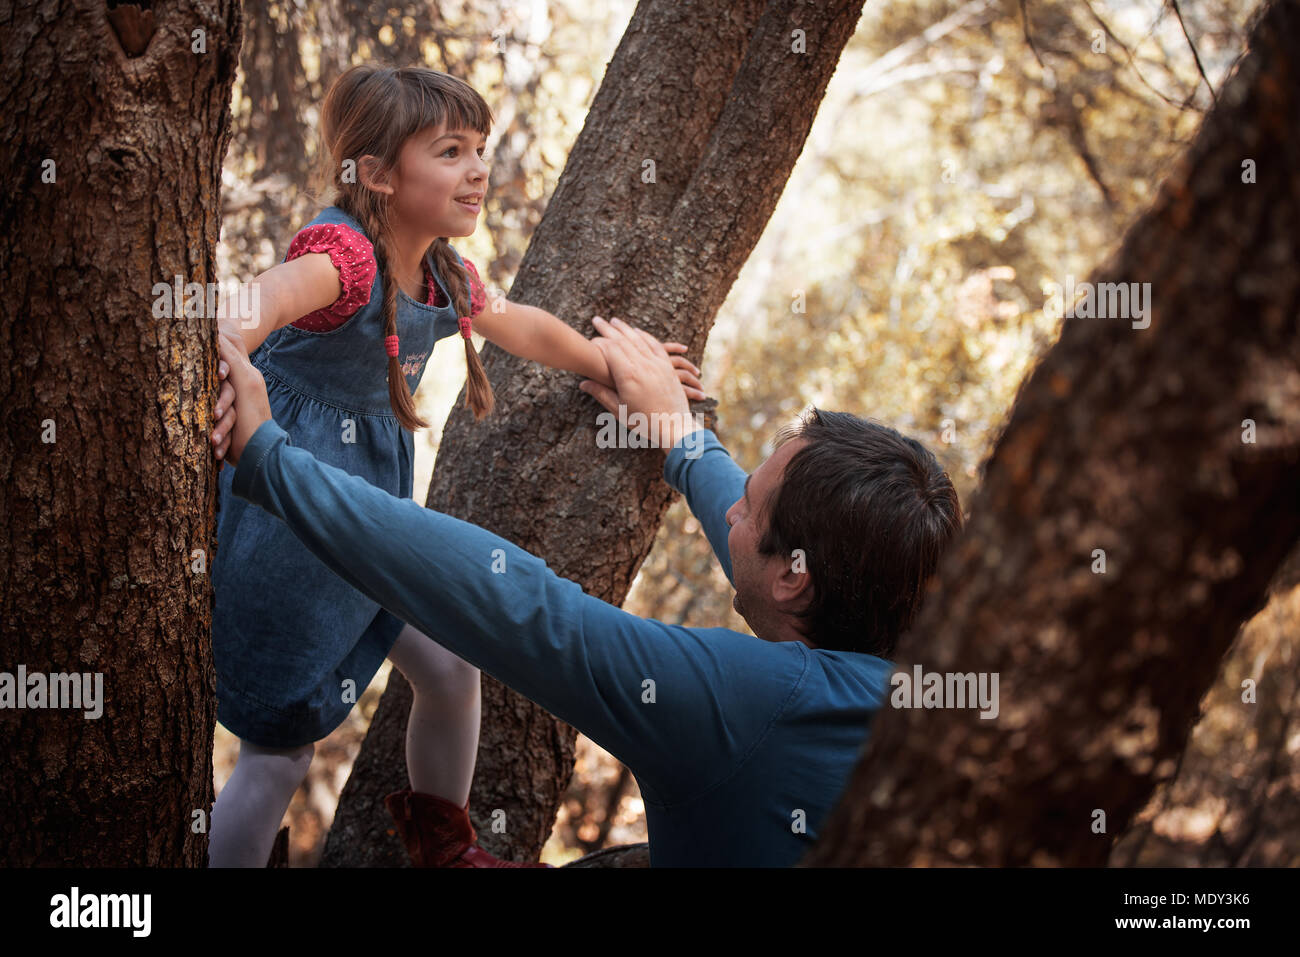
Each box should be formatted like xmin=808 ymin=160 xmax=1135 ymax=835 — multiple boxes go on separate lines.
xmin=806 ymin=0 xmax=1300 ymax=866
xmin=0 ymin=1 xmax=241 ymax=865
xmin=322 ymin=0 xmax=870 ymax=865
xmin=1110 ymin=543 xmax=1300 ymax=866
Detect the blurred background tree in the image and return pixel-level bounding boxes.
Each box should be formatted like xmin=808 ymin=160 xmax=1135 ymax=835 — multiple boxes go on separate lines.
xmin=808 ymin=0 xmax=1300 ymax=864
xmin=213 ymin=0 xmax=1269 ymax=865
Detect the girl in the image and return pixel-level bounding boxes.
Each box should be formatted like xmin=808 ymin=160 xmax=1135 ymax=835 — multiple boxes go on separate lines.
xmin=208 ymin=65 xmax=704 ymax=867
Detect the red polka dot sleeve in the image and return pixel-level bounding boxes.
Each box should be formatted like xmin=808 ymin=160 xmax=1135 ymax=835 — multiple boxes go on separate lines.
xmin=463 ymin=258 xmax=487 ymax=318
xmin=285 ymin=224 xmax=378 ymax=331
xmin=426 ymin=255 xmax=487 ymax=317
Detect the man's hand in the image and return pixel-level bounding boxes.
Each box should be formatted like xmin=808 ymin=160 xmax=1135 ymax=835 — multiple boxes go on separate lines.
xmin=578 ymin=316 xmax=704 ymax=455
xmin=211 ymin=325 xmax=273 ymax=468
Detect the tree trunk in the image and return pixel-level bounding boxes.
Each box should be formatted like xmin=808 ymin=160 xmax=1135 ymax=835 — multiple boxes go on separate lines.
xmin=563 ymin=843 xmax=651 ymax=868
xmin=0 ymin=1 xmax=241 ymax=865
xmin=806 ymin=0 xmax=1300 ymax=867
xmin=322 ymin=0 xmax=869 ymax=865
xmin=1109 ymin=544 xmax=1300 ymax=866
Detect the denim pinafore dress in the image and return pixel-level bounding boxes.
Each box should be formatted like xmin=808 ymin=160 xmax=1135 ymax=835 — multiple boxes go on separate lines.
xmin=212 ymin=205 xmax=465 ymax=748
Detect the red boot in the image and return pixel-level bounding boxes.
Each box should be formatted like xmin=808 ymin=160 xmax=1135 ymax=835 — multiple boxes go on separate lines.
xmin=384 ymin=788 xmax=552 ymax=868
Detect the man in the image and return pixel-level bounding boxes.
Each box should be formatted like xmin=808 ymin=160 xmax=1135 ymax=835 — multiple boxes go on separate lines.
xmin=209 ymin=316 xmax=962 ymax=866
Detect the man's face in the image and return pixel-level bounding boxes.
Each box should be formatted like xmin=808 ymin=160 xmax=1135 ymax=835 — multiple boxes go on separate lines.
xmin=724 ymin=437 xmax=808 ymax=637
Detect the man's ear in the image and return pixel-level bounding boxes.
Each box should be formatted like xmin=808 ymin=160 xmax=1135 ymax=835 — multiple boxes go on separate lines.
xmin=358 ymin=155 xmax=395 ymax=195
xmin=771 ymin=554 xmax=814 ymax=611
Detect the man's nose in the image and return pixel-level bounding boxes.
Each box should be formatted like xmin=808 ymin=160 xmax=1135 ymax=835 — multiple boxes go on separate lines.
xmin=725 ymin=499 xmax=740 ymax=527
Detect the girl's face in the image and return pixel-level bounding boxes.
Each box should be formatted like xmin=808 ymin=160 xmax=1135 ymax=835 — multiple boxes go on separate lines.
xmin=387 ymin=122 xmax=489 ymax=238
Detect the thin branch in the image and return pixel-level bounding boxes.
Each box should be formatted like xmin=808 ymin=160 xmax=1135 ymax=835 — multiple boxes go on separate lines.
xmin=1019 ymin=0 xmax=1047 ymax=70
xmin=856 ymin=58 xmax=984 ymax=98
xmin=1063 ymin=108 xmax=1117 ymax=210
xmin=1080 ymin=0 xmax=1198 ymax=111
xmin=1170 ymin=0 xmax=1218 ymax=105
xmin=854 ymin=0 xmax=993 ymax=95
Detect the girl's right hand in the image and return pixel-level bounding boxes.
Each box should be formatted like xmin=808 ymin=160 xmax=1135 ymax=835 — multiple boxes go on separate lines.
xmin=213 ymin=358 xmax=236 ymax=465
xmin=212 ymin=317 xmax=247 ymax=464
xmin=213 ymin=328 xmax=274 ymax=468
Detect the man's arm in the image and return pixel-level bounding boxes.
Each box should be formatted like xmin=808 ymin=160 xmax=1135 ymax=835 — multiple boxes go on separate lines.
xmin=574 ymin=316 xmax=746 ymax=584
xmin=231 ymin=420 xmax=796 ymax=805
xmin=662 ymin=429 xmax=747 ymax=586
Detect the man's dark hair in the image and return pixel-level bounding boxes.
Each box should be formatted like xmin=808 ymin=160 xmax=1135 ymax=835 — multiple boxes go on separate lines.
xmin=755 ymin=409 xmax=962 ymax=658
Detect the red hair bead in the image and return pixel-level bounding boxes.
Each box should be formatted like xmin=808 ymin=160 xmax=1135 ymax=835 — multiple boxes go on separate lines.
xmin=385 ymin=334 xmax=400 ymax=357
xmin=458 ymin=316 xmax=473 ymax=339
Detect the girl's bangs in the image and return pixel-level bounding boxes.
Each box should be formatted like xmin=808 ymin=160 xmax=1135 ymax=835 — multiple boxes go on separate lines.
xmin=412 ymin=77 xmax=493 ymax=137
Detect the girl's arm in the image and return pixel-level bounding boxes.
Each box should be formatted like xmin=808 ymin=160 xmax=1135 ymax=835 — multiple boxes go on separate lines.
xmin=231 ymin=254 xmax=343 ymax=353
xmin=473 ymin=295 xmax=705 ymax=399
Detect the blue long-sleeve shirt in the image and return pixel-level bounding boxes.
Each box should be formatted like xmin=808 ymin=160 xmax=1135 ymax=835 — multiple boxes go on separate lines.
xmin=232 ymin=420 xmax=893 ymax=866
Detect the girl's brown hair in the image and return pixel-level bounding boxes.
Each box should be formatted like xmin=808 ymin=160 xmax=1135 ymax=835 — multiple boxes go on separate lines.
xmin=316 ymin=65 xmax=495 ymax=428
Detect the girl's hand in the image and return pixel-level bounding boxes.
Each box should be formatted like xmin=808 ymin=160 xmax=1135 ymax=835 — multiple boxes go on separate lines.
xmin=580 ymin=317 xmax=702 ymax=454
xmin=665 ymin=340 xmax=705 ymax=401
xmin=213 ymin=328 xmax=274 ymax=467
xmin=212 ymin=317 xmax=247 ymax=465
xmin=212 ymin=358 xmax=237 ymax=466
xmin=597 ymin=317 xmax=706 ymax=401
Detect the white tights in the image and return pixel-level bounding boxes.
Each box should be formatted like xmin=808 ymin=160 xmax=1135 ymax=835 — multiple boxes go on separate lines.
xmin=207 ymin=625 xmax=480 ymax=867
